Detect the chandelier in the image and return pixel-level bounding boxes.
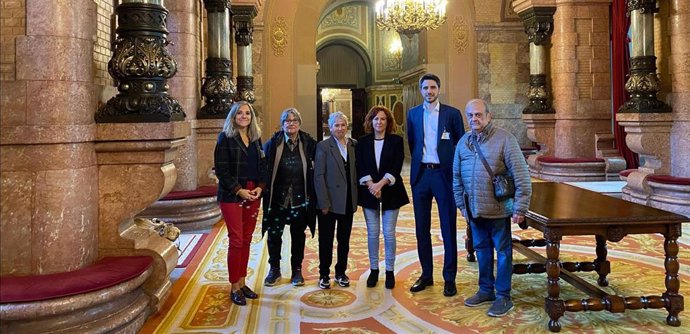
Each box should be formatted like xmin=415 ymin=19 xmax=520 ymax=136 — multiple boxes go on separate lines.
xmin=375 ymin=0 xmax=448 ymax=38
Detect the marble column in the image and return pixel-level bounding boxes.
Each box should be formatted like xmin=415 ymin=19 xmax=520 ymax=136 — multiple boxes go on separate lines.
xmin=517 ymin=6 xmax=557 ymax=171
xmin=166 ymin=0 xmax=202 ymax=191
xmin=199 ymin=0 xmax=235 ymax=119
xmin=232 ymin=4 xmax=258 ymax=105
xmin=550 ymin=0 xmax=613 ymax=158
xmin=1 ymin=0 xmax=98 ymax=275
xmin=95 ymin=0 xmax=190 ymax=311
xmin=668 ymin=0 xmax=690 ymax=177
xmin=520 ymin=7 xmax=556 ymax=114
xmin=96 ymin=0 xmax=185 ymax=123
xmin=619 ymin=0 xmax=671 ymax=114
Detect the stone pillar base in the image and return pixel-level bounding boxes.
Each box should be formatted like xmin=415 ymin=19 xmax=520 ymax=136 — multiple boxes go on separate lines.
xmin=534 ymin=157 xmax=607 ymax=182
xmin=0 ymin=267 xmax=152 ymax=333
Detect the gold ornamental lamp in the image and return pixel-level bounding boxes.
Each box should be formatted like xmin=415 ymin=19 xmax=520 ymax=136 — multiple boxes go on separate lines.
xmin=375 ymin=0 xmax=448 ymax=38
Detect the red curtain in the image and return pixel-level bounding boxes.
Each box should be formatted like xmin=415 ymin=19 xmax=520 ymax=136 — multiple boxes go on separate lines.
xmin=611 ymin=0 xmax=639 ymax=169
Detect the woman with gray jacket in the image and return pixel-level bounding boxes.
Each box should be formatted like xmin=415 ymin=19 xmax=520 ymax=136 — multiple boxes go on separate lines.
xmin=314 ymin=112 xmax=358 ymax=289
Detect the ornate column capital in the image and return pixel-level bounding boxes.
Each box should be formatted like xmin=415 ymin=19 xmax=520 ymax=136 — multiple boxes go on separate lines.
xmin=96 ymin=2 xmax=185 ymax=123
xmin=204 ymin=0 xmax=231 ymax=13
xmin=519 ymin=7 xmax=556 ymax=46
xmin=626 ymin=0 xmax=657 ymax=14
xmin=232 ymin=5 xmax=257 ymax=46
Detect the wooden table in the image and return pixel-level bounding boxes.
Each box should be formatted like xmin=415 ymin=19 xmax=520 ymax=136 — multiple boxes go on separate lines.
xmin=512 ymin=182 xmax=687 ymax=332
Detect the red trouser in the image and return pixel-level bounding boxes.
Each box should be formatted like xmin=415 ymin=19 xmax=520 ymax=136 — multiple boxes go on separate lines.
xmin=219 ymin=181 xmax=261 ymax=284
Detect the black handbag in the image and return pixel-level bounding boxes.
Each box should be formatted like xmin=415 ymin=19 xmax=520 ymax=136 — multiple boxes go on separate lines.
xmin=472 ymin=136 xmax=515 ymax=201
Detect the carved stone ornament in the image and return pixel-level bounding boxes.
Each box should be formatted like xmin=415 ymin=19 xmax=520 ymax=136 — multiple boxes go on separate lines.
xmin=232 ymin=5 xmax=257 ymax=46
xmin=234 ymin=76 xmax=256 ymax=103
xmin=626 ymin=0 xmax=657 ymax=14
xmin=96 ymin=2 xmax=185 ymax=123
xmin=199 ymin=57 xmax=236 ymax=119
xmin=271 ymin=16 xmax=288 ymax=56
xmin=524 ymin=74 xmax=554 ymax=114
xmin=519 ymin=7 xmax=556 ymax=46
xmin=619 ymin=56 xmax=672 ymax=113
xmin=204 ymin=0 xmax=231 ymax=13
xmin=453 ymin=16 xmax=469 ymax=54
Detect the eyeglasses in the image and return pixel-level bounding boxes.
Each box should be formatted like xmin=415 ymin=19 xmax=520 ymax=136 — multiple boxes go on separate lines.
xmin=284 ymin=119 xmax=299 ymax=124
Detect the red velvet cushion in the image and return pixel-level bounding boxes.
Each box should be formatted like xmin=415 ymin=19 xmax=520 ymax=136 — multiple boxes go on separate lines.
xmin=161 ymin=185 xmax=218 ymax=201
xmin=537 ymin=156 xmax=605 ymax=163
xmin=619 ymin=169 xmax=636 ymax=177
xmin=0 ymin=256 xmax=152 ymax=303
xmin=647 ymin=175 xmax=690 ymax=186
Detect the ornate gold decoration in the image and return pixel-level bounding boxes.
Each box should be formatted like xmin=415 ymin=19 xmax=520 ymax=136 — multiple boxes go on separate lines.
xmin=235 ymin=76 xmax=256 ymax=104
xmin=321 ymin=6 xmax=359 ymax=29
xmin=524 ymin=74 xmax=554 ymax=114
xmin=375 ymin=0 xmax=447 ymax=38
xmin=519 ymin=7 xmax=556 ymax=46
xmin=620 ymin=56 xmax=671 ymax=113
xmin=626 ymin=0 xmax=657 ymax=14
xmin=96 ymin=2 xmax=185 ymax=123
xmin=271 ymin=16 xmax=288 ymax=56
xmin=199 ymin=58 xmax=235 ymax=119
xmin=452 ymin=16 xmax=469 ymax=54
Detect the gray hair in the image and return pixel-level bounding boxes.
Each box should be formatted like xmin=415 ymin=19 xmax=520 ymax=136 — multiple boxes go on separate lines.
xmin=328 ymin=111 xmax=349 ymax=128
xmin=465 ymin=99 xmax=490 ymax=114
xmin=280 ymin=107 xmax=302 ymax=125
xmin=222 ymin=101 xmax=262 ymax=141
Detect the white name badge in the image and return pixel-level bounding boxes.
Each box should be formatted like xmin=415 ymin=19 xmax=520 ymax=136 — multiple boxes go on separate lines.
xmin=441 ymin=131 xmax=451 ymax=140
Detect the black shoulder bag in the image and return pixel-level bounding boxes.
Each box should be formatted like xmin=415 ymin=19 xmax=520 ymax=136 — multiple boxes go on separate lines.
xmin=472 ymin=136 xmax=515 ymax=201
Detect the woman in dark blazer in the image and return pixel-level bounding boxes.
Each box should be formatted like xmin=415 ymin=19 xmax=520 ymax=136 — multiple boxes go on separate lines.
xmin=214 ymin=101 xmax=266 ymax=306
xmin=356 ymin=106 xmax=409 ymax=289
xmin=314 ymin=112 xmax=358 ymax=290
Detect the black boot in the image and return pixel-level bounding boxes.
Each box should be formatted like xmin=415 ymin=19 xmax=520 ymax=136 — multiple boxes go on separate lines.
xmin=367 ymin=269 xmax=379 ymax=287
xmin=385 ymin=270 xmax=395 ymax=289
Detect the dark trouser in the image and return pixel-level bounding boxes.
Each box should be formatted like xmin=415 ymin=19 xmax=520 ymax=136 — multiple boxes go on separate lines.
xmin=411 ymin=168 xmax=458 ymax=282
xmin=318 ymin=211 xmax=354 ymax=277
xmin=265 ymin=206 xmax=307 ymax=270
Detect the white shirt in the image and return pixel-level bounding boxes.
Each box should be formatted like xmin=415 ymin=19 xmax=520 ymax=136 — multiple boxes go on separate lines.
xmin=358 ymin=137 xmax=396 ymax=186
xmin=421 ymin=101 xmax=440 ymax=164
xmin=335 ymin=137 xmax=348 ymax=161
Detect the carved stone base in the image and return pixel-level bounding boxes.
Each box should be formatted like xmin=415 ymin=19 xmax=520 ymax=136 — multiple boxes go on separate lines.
xmin=0 ymin=269 xmax=151 ymax=333
xmin=534 ymin=157 xmax=607 ymax=182
xmin=621 ymin=170 xmax=651 ymax=205
xmin=137 ymin=196 xmax=221 ymax=231
xmin=647 ymin=177 xmax=690 ymax=217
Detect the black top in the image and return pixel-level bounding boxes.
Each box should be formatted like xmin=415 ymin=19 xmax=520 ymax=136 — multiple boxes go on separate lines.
xmin=273 ymin=142 xmax=306 ymax=208
xmin=355 ymin=133 xmax=410 ymax=210
xmin=246 ymin=139 xmax=260 ymax=182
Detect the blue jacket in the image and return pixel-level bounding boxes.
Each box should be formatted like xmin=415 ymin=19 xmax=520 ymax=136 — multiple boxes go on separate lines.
xmin=406 ymin=103 xmax=465 ymax=186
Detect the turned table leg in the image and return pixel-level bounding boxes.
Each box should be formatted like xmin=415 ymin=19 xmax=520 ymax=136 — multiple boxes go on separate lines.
xmin=664 ymin=225 xmax=683 ymax=327
xmin=595 ymin=235 xmax=610 ymax=287
xmin=545 ymin=230 xmax=564 ymax=332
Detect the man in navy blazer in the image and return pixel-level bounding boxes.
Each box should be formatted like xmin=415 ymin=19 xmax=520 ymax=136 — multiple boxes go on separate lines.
xmin=406 ymin=73 xmax=465 ymax=297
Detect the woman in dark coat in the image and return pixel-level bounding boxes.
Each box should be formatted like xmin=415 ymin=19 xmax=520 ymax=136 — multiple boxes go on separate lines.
xmin=261 ymin=108 xmax=317 ymax=287
xmin=214 ymin=101 xmax=266 ymax=306
xmin=356 ymin=106 xmax=409 ymax=289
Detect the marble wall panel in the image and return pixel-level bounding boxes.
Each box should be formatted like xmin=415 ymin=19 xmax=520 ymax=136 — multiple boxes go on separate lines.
xmin=26 ymin=0 xmax=96 ymax=40
xmin=31 ymin=166 xmax=99 ymax=274
xmin=0 ymin=80 xmax=27 ymax=127
xmin=0 ymin=171 xmax=33 ymax=275
xmin=16 ymin=36 xmax=93 ymax=82
xmin=554 ymin=119 xmax=611 ymax=157
xmin=26 ymin=80 xmax=96 ymax=126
